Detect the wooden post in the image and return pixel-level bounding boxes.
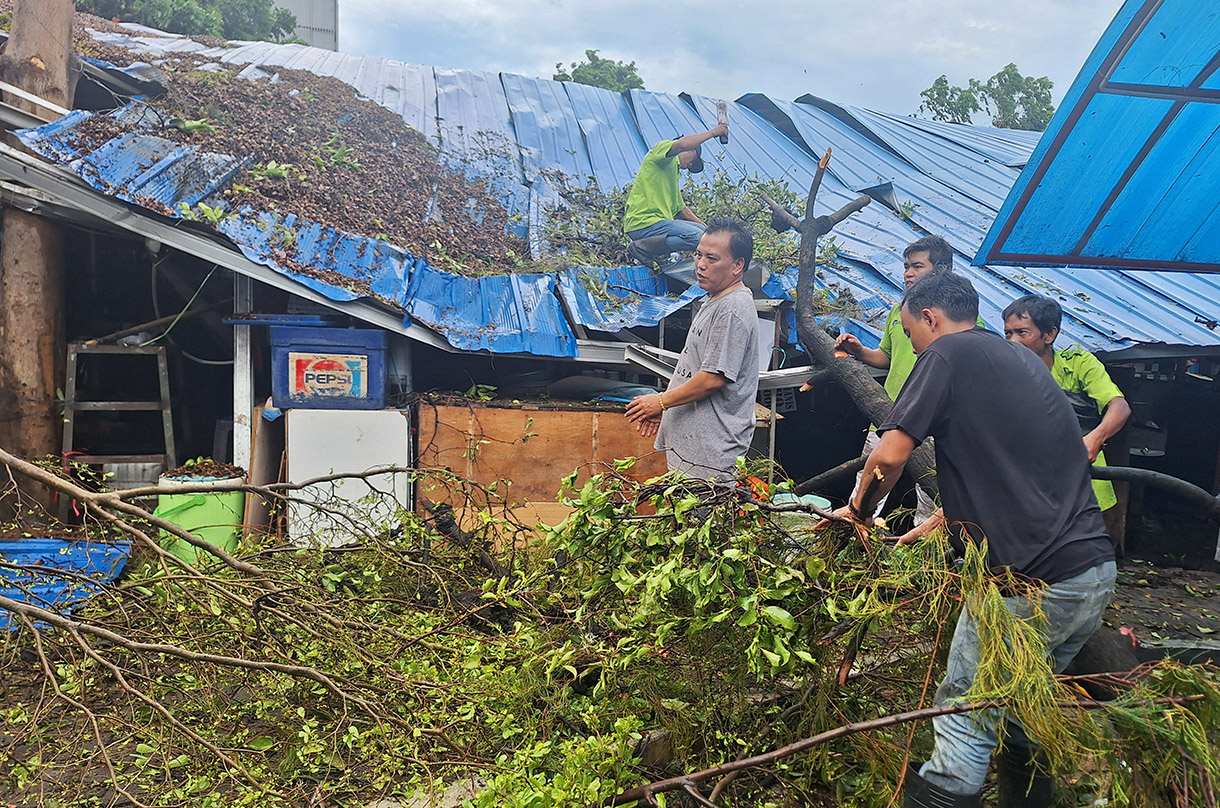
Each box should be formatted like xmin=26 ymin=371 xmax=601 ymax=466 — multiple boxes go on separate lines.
xmin=0 ymin=0 xmax=77 ymax=508
xmin=0 ymin=211 xmax=66 ymax=509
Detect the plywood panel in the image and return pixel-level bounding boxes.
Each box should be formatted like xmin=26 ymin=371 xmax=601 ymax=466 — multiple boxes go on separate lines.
xmin=417 ymin=402 xmax=666 ymax=506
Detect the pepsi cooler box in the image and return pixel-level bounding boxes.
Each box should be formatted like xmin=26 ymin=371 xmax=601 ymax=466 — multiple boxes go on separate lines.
xmin=271 ymin=326 xmax=387 ymax=410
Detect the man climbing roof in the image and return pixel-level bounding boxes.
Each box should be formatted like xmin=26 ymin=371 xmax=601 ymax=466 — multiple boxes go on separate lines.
xmin=623 ymin=124 xmax=727 ymax=266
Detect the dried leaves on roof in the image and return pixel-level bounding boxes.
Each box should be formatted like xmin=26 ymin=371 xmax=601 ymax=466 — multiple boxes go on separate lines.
xmin=71 ymin=40 xmax=532 ymax=278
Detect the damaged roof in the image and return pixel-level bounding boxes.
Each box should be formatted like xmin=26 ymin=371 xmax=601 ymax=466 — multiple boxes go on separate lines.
xmin=978 ymin=0 xmax=1220 ymax=275
xmin=7 ymin=22 xmax=1220 ymax=360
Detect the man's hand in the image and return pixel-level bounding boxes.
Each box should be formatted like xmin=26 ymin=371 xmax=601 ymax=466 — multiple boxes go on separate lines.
xmin=893 ymin=508 xmax=945 ymax=545
xmin=1082 ymin=430 xmax=1106 ymax=463
xmin=634 ymin=417 xmax=660 ymax=437
xmin=626 ymin=393 xmax=664 ymax=425
xmin=814 ymin=504 xmax=872 ymax=531
xmin=835 ymin=333 xmax=864 ymax=357
xmin=710 ymin=122 xmax=728 ymax=140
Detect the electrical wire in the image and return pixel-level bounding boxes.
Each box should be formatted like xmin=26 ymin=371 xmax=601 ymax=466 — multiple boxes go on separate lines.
xmin=147 ymin=262 xmax=236 ymax=366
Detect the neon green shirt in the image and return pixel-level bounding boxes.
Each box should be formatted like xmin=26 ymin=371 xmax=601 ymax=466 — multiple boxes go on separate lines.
xmin=1052 ymin=346 xmax=1125 ymax=512
xmin=623 ymin=140 xmax=682 ymax=234
xmin=878 ymin=303 xmax=915 ymax=402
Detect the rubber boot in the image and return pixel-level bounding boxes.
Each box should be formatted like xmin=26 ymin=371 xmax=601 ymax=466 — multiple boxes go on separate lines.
xmin=995 ymin=745 xmax=1053 ymax=808
xmin=903 ymin=763 xmax=982 ymax=808
xmin=627 ymin=233 xmax=670 ymax=266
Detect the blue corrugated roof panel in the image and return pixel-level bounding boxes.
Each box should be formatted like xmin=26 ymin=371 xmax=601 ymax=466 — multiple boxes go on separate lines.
xmin=217 ymin=211 xmax=412 ymax=306
xmin=858 ymin=109 xmax=1040 ymax=168
xmin=978 ymin=0 xmax=1220 ymax=273
xmin=556 ymin=265 xmax=704 ymax=332
xmin=18 ymin=23 xmax=1220 ymax=359
xmin=628 ymin=89 xmax=709 ymax=160
xmin=562 ymin=81 xmax=646 ymax=189
xmin=17 ymin=111 xmax=243 ymax=210
xmin=818 ymin=102 xmax=1024 ymax=210
xmin=403 ymin=262 xmax=577 ymax=356
xmin=501 ymin=74 xmax=594 ymax=184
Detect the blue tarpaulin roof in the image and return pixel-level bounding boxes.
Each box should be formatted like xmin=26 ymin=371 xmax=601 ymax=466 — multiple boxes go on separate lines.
xmin=16 ymin=23 xmax=1220 ymax=359
xmin=978 ymin=0 xmax=1220 ymax=274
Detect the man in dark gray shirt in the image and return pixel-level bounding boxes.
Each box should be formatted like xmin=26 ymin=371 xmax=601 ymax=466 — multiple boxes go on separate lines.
xmin=625 ymin=218 xmax=758 ymax=480
xmin=829 ymin=270 xmax=1115 ymax=808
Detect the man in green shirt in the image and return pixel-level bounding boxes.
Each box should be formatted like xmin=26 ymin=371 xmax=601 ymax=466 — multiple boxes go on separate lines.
xmin=1003 ymin=295 xmax=1131 ymax=531
xmin=623 ymin=124 xmax=728 ymax=265
xmin=834 ymin=235 xmax=954 ymax=522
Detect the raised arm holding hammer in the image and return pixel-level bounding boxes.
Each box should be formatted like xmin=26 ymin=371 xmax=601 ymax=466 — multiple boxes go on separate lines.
xmin=623 ymin=123 xmax=729 ymax=265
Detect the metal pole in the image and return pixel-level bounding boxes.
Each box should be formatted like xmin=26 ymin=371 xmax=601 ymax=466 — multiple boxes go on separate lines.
xmin=232 ymin=274 xmax=253 ymax=471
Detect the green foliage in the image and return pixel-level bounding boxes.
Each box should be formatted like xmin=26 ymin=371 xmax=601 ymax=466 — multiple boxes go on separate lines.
xmin=553 ymin=49 xmax=645 ymax=93
xmin=268 ymin=222 xmax=297 ymax=250
xmin=3 ymin=469 xmax=1219 ymax=806
xmin=540 ymin=167 xmax=802 ymax=271
xmin=313 ymin=134 xmax=363 ymax=172
xmin=78 ymin=0 xmax=297 ymax=42
xmin=462 ymin=383 xmax=497 ymax=401
xmin=249 ymin=161 xmax=302 ymax=183
xmin=917 ymin=75 xmax=983 ymax=125
xmin=177 ymin=201 xmax=233 ymax=223
xmin=683 ymin=170 xmax=803 ymax=271
xmin=472 ymin=716 xmax=647 ymax=807
xmin=981 ymin=63 xmax=1055 ymax=131
xmin=919 ymin=63 xmax=1055 ymax=131
xmin=168 ymin=116 xmax=216 ymax=135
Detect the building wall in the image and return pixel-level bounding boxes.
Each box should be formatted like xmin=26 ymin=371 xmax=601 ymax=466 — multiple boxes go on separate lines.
xmin=274 ymin=0 xmax=337 ymax=51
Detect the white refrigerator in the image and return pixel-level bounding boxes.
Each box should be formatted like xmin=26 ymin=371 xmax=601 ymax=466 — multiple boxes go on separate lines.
xmin=285 ymin=409 xmax=413 ymax=546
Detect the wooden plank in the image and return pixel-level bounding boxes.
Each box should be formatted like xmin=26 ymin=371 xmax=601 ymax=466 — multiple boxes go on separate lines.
xmin=244 ymin=404 xmax=284 ymax=532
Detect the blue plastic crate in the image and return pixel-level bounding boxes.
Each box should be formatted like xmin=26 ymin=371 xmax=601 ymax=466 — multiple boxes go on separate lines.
xmin=0 ymin=538 xmax=132 ymax=630
xmin=270 ymin=326 xmax=387 ymax=410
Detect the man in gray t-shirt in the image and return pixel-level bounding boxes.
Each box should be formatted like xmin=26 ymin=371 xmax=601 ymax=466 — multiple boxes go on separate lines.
xmin=626 ymin=218 xmax=759 ymax=480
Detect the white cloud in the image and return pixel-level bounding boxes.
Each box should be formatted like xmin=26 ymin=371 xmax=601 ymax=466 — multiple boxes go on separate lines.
xmin=337 ymin=0 xmax=1125 ymax=114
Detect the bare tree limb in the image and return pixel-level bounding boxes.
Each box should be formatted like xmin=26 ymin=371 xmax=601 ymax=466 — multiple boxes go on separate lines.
xmin=592 ymin=694 xmax=1204 ymax=807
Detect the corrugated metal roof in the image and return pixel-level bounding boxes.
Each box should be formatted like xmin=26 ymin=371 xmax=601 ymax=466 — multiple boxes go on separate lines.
xmin=14 ymin=22 xmax=1220 ymax=359
xmin=403 ymin=262 xmax=577 ymax=356
xmin=978 ymin=0 xmax=1220 ymax=274
xmin=556 ymin=265 xmax=704 ymax=332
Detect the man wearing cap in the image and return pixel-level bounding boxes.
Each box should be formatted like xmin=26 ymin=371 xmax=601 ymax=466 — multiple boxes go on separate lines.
xmin=623 ymin=124 xmax=728 ymax=265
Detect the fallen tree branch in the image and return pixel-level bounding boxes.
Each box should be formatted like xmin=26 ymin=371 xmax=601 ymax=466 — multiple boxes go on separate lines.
xmin=0 ymin=593 xmax=389 ymax=717
xmin=591 ymin=693 xmax=1204 ymax=807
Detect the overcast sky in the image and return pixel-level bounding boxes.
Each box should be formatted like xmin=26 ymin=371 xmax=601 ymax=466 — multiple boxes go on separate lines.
xmin=336 ymin=0 xmax=1126 ymax=118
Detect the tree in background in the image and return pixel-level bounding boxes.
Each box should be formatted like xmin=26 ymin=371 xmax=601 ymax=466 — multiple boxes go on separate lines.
xmin=919 ymin=63 xmax=1055 ymax=131
xmin=78 ymin=0 xmax=296 ymax=42
xmin=554 ymin=49 xmax=645 ymax=93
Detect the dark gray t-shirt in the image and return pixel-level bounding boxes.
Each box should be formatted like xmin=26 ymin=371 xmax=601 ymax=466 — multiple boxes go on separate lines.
xmin=656 ymin=287 xmax=760 ymax=480
xmin=879 ymin=328 xmax=1112 ymax=584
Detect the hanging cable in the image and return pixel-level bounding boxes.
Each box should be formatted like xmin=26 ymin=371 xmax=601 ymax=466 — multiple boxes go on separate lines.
xmin=142 ymin=264 xmax=218 ymax=345
xmin=146 ymin=262 xmax=236 ymax=365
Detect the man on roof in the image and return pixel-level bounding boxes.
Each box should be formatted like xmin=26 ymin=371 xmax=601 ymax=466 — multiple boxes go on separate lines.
xmin=623 ymin=124 xmax=728 ymax=266
xmin=1003 ymin=294 xmax=1131 ymax=535
xmin=625 ymin=218 xmax=759 ymax=480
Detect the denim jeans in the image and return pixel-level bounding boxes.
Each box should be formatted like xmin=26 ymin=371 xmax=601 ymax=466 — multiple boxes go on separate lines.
xmin=919 ymin=560 xmax=1117 ymax=795
xmin=627 ymin=218 xmax=706 ymax=251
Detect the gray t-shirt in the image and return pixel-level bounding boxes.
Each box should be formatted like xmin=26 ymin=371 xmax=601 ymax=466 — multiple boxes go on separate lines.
xmin=656 ymin=287 xmax=760 ymax=479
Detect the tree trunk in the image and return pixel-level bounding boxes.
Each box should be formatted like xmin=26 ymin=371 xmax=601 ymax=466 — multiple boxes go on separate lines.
xmin=776 ymin=160 xmax=939 ymax=497
xmin=0 ymin=0 xmax=76 ymax=512
xmin=0 ymin=0 xmax=79 ymax=112
xmin=792 ymin=255 xmax=939 ymax=496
